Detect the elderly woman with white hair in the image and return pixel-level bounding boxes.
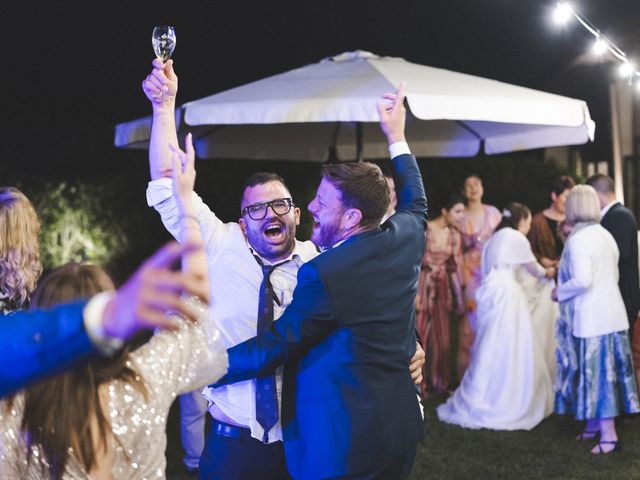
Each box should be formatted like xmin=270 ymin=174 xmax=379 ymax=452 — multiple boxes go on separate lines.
xmin=553 ymin=185 xmax=639 ymax=454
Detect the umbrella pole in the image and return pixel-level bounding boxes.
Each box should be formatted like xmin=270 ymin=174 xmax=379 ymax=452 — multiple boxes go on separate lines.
xmin=356 ymin=122 xmax=363 ymax=162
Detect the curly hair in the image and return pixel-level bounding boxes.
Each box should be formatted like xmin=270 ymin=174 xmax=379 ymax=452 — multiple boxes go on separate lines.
xmin=0 ymin=187 xmax=42 ymax=310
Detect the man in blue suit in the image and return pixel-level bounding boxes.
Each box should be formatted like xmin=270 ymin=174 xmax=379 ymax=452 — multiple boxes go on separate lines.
xmin=0 ymin=241 xmax=208 ymax=398
xmin=215 ymin=84 xmax=426 ymax=479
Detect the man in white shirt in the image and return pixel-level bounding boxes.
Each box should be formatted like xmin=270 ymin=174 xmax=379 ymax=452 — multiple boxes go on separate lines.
xmin=142 ymin=59 xmax=424 ymax=479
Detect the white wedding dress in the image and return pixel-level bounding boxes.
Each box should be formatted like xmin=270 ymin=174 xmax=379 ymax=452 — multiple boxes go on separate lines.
xmin=437 ymin=227 xmax=554 ymax=430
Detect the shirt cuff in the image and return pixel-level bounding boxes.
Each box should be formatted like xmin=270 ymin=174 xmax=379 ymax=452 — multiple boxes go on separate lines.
xmin=389 ymin=141 xmax=411 ymax=159
xmin=146 ymin=177 xmax=174 ymax=207
xmin=83 ymin=291 xmax=124 ymax=356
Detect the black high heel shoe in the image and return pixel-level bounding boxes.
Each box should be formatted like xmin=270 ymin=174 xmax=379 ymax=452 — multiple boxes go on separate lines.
xmin=592 ymin=440 xmax=622 ymax=454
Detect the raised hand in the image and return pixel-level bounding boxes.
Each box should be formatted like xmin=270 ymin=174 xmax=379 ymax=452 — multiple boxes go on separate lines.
xmin=170 ymin=132 xmax=196 ymax=215
xmin=101 ymin=241 xmax=207 ymax=340
xmin=377 ymin=82 xmax=407 ymax=145
xmin=142 ymin=58 xmax=178 ymax=105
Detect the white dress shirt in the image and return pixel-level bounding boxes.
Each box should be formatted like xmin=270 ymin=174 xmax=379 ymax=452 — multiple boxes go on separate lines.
xmin=147 ymin=178 xmax=318 ymax=443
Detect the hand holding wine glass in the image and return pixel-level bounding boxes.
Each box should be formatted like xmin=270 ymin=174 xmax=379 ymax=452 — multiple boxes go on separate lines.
xmin=148 ymin=26 xmax=176 ymax=99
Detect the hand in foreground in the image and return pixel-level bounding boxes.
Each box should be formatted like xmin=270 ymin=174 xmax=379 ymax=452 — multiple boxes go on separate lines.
xmin=409 ymin=341 xmax=426 ymax=385
xmin=101 ymin=241 xmax=207 ymax=340
xmin=377 ymin=82 xmax=407 ymax=145
xmin=142 ymin=58 xmax=178 ymax=105
xmin=170 ymin=132 xmax=196 ymax=214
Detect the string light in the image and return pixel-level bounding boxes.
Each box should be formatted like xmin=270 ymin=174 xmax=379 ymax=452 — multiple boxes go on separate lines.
xmin=553 ymin=2 xmax=573 ymax=24
xmin=619 ymin=61 xmax=634 ymax=78
xmin=552 ymin=2 xmax=637 ymax=84
xmin=592 ymin=37 xmax=607 ymax=56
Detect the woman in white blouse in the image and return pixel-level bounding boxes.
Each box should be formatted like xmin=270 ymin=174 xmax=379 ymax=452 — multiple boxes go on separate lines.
xmin=554 ymin=185 xmax=639 ymax=454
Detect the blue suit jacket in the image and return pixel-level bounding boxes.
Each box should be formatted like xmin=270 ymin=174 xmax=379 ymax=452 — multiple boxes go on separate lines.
xmin=221 ymin=153 xmax=427 ymax=479
xmin=0 ymin=302 xmax=95 ymax=397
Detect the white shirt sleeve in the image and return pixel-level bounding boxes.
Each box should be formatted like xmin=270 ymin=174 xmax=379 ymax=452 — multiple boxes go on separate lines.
xmin=389 ymin=141 xmax=411 ymax=159
xmin=146 ymin=178 xmax=233 ymax=262
xmin=83 ymin=291 xmax=123 ymax=356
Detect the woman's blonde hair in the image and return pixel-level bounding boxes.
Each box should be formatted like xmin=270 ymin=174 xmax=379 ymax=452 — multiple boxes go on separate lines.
xmin=564 ymin=184 xmax=601 ymax=225
xmin=0 ymin=187 xmax=42 ymax=309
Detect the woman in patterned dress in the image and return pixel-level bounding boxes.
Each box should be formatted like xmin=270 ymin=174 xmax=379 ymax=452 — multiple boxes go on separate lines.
xmin=457 ymin=175 xmax=501 ymax=377
xmin=415 ymin=193 xmax=465 ymax=396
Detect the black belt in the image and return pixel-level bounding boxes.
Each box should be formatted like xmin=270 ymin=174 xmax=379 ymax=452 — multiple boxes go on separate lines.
xmin=211 ymin=420 xmax=252 ymax=439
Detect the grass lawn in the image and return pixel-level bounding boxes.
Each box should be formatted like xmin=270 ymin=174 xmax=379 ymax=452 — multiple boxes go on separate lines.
xmin=164 ymin=396 xmax=640 ymax=479
xmin=409 ymin=396 xmax=640 ymax=480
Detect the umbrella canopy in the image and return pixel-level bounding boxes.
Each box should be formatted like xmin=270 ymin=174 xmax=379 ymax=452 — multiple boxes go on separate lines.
xmin=115 ymin=50 xmax=595 ymax=161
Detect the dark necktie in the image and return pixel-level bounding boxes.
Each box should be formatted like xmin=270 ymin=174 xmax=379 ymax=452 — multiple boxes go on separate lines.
xmin=253 ymin=255 xmax=287 ymax=443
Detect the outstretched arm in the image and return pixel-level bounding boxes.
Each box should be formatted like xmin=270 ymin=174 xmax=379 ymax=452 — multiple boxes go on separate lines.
xmin=0 ymin=242 xmax=207 ymax=397
xmin=216 ymin=262 xmax=336 ymax=384
xmin=142 ymin=58 xmax=179 ymax=180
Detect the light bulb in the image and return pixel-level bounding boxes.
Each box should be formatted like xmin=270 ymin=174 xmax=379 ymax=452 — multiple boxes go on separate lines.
xmin=593 ymin=38 xmax=607 ymax=55
xmin=553 ymin=2 xmax=573 ymax=25
xmin=619 ymin=62 xmax=634 ymax=78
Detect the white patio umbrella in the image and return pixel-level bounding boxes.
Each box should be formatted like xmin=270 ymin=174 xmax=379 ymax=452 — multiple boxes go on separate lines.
xmin=115 ymin=50 xmax=595 ymax=161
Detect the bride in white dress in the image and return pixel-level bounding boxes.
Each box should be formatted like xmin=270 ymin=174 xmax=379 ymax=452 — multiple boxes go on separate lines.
xmin=437 ymin=202 xmax=556 ymax=430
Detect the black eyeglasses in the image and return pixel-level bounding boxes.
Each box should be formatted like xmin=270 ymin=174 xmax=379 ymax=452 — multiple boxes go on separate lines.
xmin=241 ymin=198 xmax=295 ymax=220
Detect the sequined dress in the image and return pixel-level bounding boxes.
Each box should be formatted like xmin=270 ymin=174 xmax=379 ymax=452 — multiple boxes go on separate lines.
xmin=0 ymin=298 xmax=228 ymax=479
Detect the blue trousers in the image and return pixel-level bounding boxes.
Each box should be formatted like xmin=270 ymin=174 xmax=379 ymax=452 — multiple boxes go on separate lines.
xmin=198 ymin=421 xmax=290 ymax=480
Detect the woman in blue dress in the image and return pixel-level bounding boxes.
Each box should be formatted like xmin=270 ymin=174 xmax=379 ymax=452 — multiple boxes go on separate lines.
xmin=554 ymin=185 xmax=639 ymax=454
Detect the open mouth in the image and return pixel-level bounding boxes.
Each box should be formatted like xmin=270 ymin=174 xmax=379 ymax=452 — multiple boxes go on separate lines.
xmin=263 ymin=222 xmax=286 ymax=242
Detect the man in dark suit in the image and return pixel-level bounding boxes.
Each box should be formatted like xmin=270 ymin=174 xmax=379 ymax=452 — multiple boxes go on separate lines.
xmin=586 ymin=174 xmax=640 ymax=338
xmin=1 ymin=242 xmax=208 ymax=398
xmin=214 ymin=84 xmax=426 ymax=479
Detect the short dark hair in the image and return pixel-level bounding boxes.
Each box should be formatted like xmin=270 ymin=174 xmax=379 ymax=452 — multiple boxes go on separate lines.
xmin=585 ymin=173 xmax=615 ymax=195
xmin=462 ymin=173 xmax=482 ymax=186
xmin=550 ymin=175 xmax=575 ymax=196
xmin=496 ymin=202 xmax=531 ymax=231
xmin=243 ymin=172 xmax=288 ymax=191
xmin=320 ymin=162 xmax=389 ymax=229
xmin=441 ymin=193 xmax=465 ymax=212
xmin=241 ymin=172 xmax=291 ymax=207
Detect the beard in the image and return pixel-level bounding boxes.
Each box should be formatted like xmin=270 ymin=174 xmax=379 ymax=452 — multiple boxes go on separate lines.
xmin=311 ymin=220 xmax=343 ymax=250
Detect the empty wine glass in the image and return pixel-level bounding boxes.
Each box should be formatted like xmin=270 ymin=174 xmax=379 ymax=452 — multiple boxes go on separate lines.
xmin=152 ymin=26 xmax=176 ymax=62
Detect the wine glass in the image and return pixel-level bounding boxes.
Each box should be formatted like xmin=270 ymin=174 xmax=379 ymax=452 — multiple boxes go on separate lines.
xmin=152 ymin=26 xmax=176 ymax=62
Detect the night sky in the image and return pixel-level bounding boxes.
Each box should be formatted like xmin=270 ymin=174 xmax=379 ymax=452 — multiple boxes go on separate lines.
xmin=3 ymin=0 xmax=640 ymax=276
xmin=4 ymin=0 xmax=639 ymax=171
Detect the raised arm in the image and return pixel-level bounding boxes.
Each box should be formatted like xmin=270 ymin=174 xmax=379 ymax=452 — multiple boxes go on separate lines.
xmin=377 ymin=83 xmax=428 ymax=229
xmin=171 ymin=133 xmax=210 ymax=301
xmin=142 ymin=58 xmax=179 ymax=180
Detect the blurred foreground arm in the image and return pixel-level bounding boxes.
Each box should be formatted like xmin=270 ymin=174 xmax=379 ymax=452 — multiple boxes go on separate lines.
xmin=0 ymin=241 xmax=206 ymax=398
